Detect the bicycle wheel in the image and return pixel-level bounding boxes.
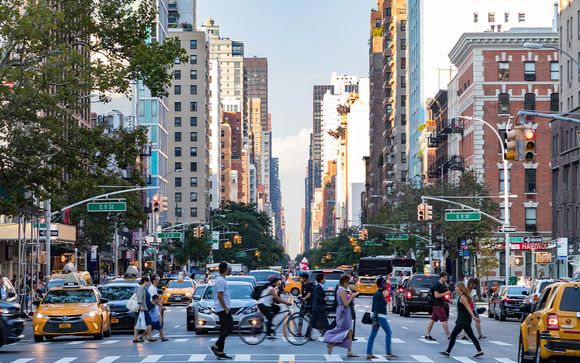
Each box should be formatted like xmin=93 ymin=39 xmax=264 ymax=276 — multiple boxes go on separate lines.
xmin=283 ymin=312 xmax=311 ymax=346
xmin=238 ymin=314 xmax=267 ymax=345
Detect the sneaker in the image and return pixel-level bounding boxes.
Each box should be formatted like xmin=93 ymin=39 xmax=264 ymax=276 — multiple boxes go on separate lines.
xmin=440 ymin=352 xmax=450 ymax=357
xmin=478 ymin=335 xmax=486 ymax=340
xmin=218 ymin=353 xmax=233 ymax=360
xmin=473 ymin=352 xmax=484 ymax=358
xmin=461 ymin=335 xmax=469 ymax=340
xmin=424 ymin=335 xmax=437 ymax=341
xmin=267 ymin=336 xmax=277 ymax=340
xmin=210 ymin=345 xmax=220 ymax=357
xmin=367 ymin=354 xmax=378 ymax=360
xmin=161 ymin=337 xmax=169 ymax=342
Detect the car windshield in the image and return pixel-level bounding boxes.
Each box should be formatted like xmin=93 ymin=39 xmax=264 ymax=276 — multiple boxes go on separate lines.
xmin=202 ymin=284 xmax=253 ymax=300
xmin=167 ymin=281 xmax=194 ymax=289
xmin=538 ymin=281 xmax=557 ymax=292
xmin=98 ymin=286 xmax=136 ymax=301
xmin=43 ymin=290 xmax=97 ymax=304
xmin=506 ymin=287 xmax=529 ymax=295
xmin=560 ymin=287 xmax=580 ymax=312
xmin=159 ymin=279 xmax=172 ymax=288
xmin=249 ymin=271 xmax=280 ymax=281
xmin=360 ymin=278 xmax=376 ymax=284
xmin=411 ymin=276 xmax=439 ymax=288
xmin=323 ymin=280 xmax=339 ymax=289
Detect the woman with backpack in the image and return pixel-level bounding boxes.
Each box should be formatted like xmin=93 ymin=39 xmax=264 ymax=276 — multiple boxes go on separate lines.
xmin=440 ymin=281 xmax=484 ymax=358
xmin=256 ymin=275 xmax=290 ymax=339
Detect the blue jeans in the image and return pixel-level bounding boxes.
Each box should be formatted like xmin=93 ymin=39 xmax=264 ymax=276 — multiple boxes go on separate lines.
xmin=366 ymin=317 xmax=392 ymax=355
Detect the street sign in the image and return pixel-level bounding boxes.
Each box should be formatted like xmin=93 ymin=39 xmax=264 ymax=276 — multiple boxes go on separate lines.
xmin=445 ymin=212 xmax=481 ymax=221
xmin=157 ymin=232 xmax=182 ymax=239
xmin=524 ymin=236 xmax=543 ymax=243
xmin=459 ymin=250 xmax=471 ymax=257
xmin=365 ymin=240 xmax=383 ymax=247
xmin=385 ymin=233 xmax=409 ymax=241
xmin=499 ymin=226 xmax=517 ymax=233
xmin=87 ymin=202 xmax=127 ymax=212
xmin=235 ymin=252 xmax=247 ymax=258
xmin=511 ymin=242 xmax=548 ymax=251
xmin=39 ymin=229 xmax=59 ymax=237
xmin=510 ymin=237 xmax=524 ymax=243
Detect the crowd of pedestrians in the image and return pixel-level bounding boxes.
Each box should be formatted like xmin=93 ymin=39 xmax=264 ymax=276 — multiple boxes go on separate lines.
xmin=132 ymin=274 xmax=169 ymax=343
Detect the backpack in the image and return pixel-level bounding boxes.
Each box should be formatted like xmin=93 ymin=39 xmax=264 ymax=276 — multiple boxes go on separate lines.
xmin=251 ymin=284 xmax=268 ymax=301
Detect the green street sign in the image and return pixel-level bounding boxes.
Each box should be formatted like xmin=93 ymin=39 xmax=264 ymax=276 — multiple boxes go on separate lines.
xmin=157 ymin=232 xmax=182 ymax=239
xmin=385 ymin=233 xmax=409 ymax=241
xmin=365 ymin=240 xmax=383 ymax=247
xmin=235 ymin=252 xmax=247 ymax=258
xmin=147 ymin=248 xmax=154 ymax=253
xmin=445 ymin=212 xmax=481 ymax=221
xmin=510 ymin=237 xmax=524 ymax=243
xmin=87 ymin=202 xmax=127 ymax=212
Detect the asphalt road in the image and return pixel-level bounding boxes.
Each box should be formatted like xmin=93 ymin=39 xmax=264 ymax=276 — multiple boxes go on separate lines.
xmin=0 ymin=296 xmax=521 ymax=363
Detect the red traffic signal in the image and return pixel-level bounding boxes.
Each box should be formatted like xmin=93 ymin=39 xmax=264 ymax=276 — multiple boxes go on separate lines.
xmin=524 ymin=128 xmax=536 ymax=161
xmin=152 ymin=194 xmax=160 ymax=213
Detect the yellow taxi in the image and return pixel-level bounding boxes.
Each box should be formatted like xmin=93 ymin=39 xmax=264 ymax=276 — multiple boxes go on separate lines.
xmin=354 ymin=276 xmax=378 ymax=295
xmin=33 ymin=275 xmax=111 ymax=342
xmin=519 ymin=281 xmax=580 ymax=362
xmin=284 ymin=276 xmax=303 ymax=296
xmin=162 ymin=278 xmax=196 ymax=305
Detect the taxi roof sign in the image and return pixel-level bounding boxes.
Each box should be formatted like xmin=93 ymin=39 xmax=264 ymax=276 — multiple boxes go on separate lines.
xmin=63 ymin=273 xmax=82 ymax=287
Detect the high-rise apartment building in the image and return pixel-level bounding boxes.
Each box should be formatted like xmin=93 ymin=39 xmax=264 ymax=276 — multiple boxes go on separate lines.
xmin=166 ymin=0 xmax=209 ymax=224
xmin=554 ymin=0 xmax=580 ymax=270
xmin=208 ymin=58 xmax=221 ymax=209
xmin=270 ymin=157 xmax=283 ymax=244
xmin=219 ymin=123 xmax=232 ymax=204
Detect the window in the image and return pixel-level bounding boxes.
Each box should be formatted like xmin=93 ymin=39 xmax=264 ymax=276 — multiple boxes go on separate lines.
xmin=550 ymin=61 xmax=559 ymax=80
xmin=190 ymin=132 xmax=198 ymax=142
xmin=499 ymin=169 xmax=511 ymax=193
xmin=504 ymin=12 xmax=509 ymax=22
xmin=174 ymin=56 xmax=181 ymax=64
xmin=174 ymin=132 xmax=182 ymax=142
xmin=190 ymin=102 xmax=197 ymax=112
xmin=400 ymin=76 xmax=406 ymax=88
xmin=190 ymin=117 xmax=198 ymax=127
xmin=174 ymin=162 xmax=182 ymax=171
xmin=173 ymin=70 xmax=181 ymax=80
xmin=385 ymin=7 xmax=391 ymax=16
xmin=524 ymin=93 xmax=536 ymax=111
xmin=518 ymin=12 xmax=526 ymax=22
xmin=174 ymin=85 xmax=181 ymax=95
xmin=174 ymin=147 xmax=182 ymax=157
xmin=190 ymin=85 xmax=197 ymax=95
xmin=401 ymin=151 xmax=406 ymax=163
xmin=190 ymin=177 xmax=197 ymax=187
xmin=190 ymin=162 xmax=197 ymax=171
xmin=525 ymin=169 xmax=537 ymax=193
xmin=190 ymin=55 xmax=197 ymax=64
xmin=174 ymin=117 xmax=182 ymax=127
xmin=498 ymin=93 xmax=510 ymax=114
xmin=400 ymin=95 xmax=406 ymax=107
xmin=190 ymin=147 xmax=197 ymax=157
xmin=401 ymin=114 xmax=407 ymax=125
xmin=190 ymin=70 xmax=197 ymax=80
xmin=190 ymin=40 xmax=197 ymax=49
xmin=190 ymin=208 xmax=198 ymax=218
xmin=175 ymin=207 xmax=182 ymax=218
xmin=524 ymin=61 xmax=536 ymax=81
xmin=498 ymin=62 xmax=510 ymax=80
xmin=488 ymin=12 xmax=495 ymax=22
xmin=525 ymin=207 xmax=537 ymax=231
xmin=175 ymin=177 xmax=182 ymax=187
xmin=175 ymin=192 xmax=182 ymax=203
xmin=174 ymin=102 xmax=181 ymax=112
xmin=400 ymin=39 xmax=406 ymax=50
xmin=401 ymin=57 xmax=406 ymax=69
xmin=400 ymin=20 xmax=406 ymax=32
xmin=473 ymin=12 xmax=478 ymax=23
xmin=190 ymin=192 xmax=198 ymax=202
xmin=401 ymin=133 xmax=406 ymax=144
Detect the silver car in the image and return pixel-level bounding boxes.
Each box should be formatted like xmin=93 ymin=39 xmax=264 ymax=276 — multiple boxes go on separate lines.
xmin=186 ymin=281 xmax=260 ymax=334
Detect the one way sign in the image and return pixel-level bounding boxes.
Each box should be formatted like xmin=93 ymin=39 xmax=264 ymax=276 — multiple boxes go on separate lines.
xmin=498 ymin=226 xmax=517 ymax=233
xmin=39 ymin=230 xmax=59 ymax=237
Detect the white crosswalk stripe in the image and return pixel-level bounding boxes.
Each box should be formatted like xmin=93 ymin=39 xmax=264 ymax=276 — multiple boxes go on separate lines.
xmin=100 ymin=340 xmax=119 ymax=345
xmin=53 ymin=358 xmax=78 ymax=363
xmin=187 ymin=355 xmax=207 ymax=362
xmin=495 ymin=359 xmax=516 ymax=363
xmin=174 ymin=338 xmax=189 ymax=342
xmin=280 ymin=354 xmax=295 ymax=361
xmin=411 ymin=355 xmax=434 ymax=362
xmin=141 ymin=355 xmax=163 ymax=362
xmin=324 ymin=354 xmax=343 ymax=361
xmin=455 ymin=339 xmax=472 ymax=345
xmin=65 ymin=340 xmax=85 ymax=345
xmin=234 ymin=354 xmax=251 ymax=361
xmin=392 ymin=337 xmax=405 ymax=343
xmin=419 ymin=338 xmax=439 ymax=344
xmin=452 ymin=357 xmax=477 ymax=363
xmin=95 ymin=357 xmax=120 ymax=363
xmin=490 ymin=341 xmax=512 ymax=346
xmin=370 ymin=356 xmax=388 ymax=362
xmin=11 ymin=359 xmax=34 ymax=363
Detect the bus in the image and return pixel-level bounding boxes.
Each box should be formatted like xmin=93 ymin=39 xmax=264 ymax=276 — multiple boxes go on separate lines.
xmin=357 ymin=256 xmax=415 ymax=277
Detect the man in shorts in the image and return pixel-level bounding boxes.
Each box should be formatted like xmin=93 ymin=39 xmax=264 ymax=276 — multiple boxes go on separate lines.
xmin=425 ymin=272 xmax=451 ymax=341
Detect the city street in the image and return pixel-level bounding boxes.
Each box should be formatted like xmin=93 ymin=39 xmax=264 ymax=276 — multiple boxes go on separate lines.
xmin=0 ymin=297 xmax=520 ymax=363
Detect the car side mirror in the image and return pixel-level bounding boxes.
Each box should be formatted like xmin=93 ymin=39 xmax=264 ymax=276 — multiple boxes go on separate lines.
xmin=99 ymin=298 xmax=109 ymax=304
xmin=7 ymin=292 xmax=15 ymax=298
xmin=32 ymin=300 xmax=40 ymax=306
xmin=193 ymin=295 xmax=201 ymax=301
xmin=520 ymin=303 xmax=531 ymax=313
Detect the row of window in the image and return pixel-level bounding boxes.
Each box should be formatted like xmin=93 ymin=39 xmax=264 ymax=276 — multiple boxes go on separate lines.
xmin=175 ymin=192 xmax=198 ymax=203
xmin=174 ymin=132 xmax=198 ymax=142
xmin=499 ymin=169 xmax=536 ymax=194
xmin=474 ymin=12 xmax=526 ymax=23
xmin=173 ymin=70 xmax=197 ymax=80
xmin=175 ymin=55 xmax=198 ymax=65
xmin=174 ymin=102 xmax=198 ymax=112
xmin=174 ymin=117 xmax=198 ymax=127
xmin=173 ymin=85 xmax=198 ymax=95
xmin=174 ymin=177 xmax=198 ymax=187
xmin=497 ymin=93 xmax=559 ymax=114
xmin=174 ymin=207 xmax=198 ymax=218
xmin=500 ymin=206 xmax=537 ymax=232
xmin=174 ymin=148 xmax=198 ymax=158
xmin=498 ymin=61 xmax=558 ymax=81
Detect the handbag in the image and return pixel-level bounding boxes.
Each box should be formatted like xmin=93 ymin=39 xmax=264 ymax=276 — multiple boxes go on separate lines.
xmin=475 ymin=307 xmax=486 ymax=315
xmin=126 ymin=293 xmax=139 ymax=313
xmin=362 ymin=312 xmax=373 ymax=325
xmin=135 ymin=311 xmax=147 ymax=330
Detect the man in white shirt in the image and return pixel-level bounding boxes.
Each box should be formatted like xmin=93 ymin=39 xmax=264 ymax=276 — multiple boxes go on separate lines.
xmin=0 ymin=276 xmax=7 ymax=300
xmin=211 ymin=262 xmax=232 ymax=360
xmin=148 ymin=275 xmax=159 ymax=300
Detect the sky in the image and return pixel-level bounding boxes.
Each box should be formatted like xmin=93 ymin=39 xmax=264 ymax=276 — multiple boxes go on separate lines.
xmin=198 ymin=0 xmax=375 ymax=258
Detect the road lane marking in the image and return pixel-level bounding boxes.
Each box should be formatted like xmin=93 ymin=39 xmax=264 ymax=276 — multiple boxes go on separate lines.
xmin=66 ymin=341 xmax=86 ymax=345
xmin=353 ymin=337 xmax=367 ymax=342
xmin=452 ymin=357 xmax=477 ymax=363
xmin=188 ymin=355 xmax=207 ymax=361
xmin=324 ymin=354 xmax=343 ymax=361
xmin=490 ymin=341 xmax=512 ymax=346
xmin=402 ymin=326 xmax=409 ymax=329
xmin=280 ymin=355 xmax=295 ymax=362
xmin=455 ymin=339 xmax=471 ymax=345
xmin=392 ymin=338 xmax=405 ymax=343
xmin=54 ymin=358 xmax=78 ymax=363
xmin=411 ymin=355 xmax=434 ymax=362
xmin=11 ymin=359 xmax=34 ymax=363
xmin=419 ymin=338 xmax=439 ymax=344
xmin=141 ymin=355 xmax=162 ymax=362
xmin=96 ymin=357 xmax=120 ymax=363
xmin=495 ymin=359 xmax=516 ymax=363
xmin=370 ymin=356 xmax=388 ymax=361
xmin=235 ymin=355 xmax=251 ymax=361
xmin=209 ymin=338 xmax=217 ymax=342
xmin=100 ymin=340 xmax=119 ymax=345
xmin=174 ymin=325 xmax=181 ymax=328
xmin=174 ymin=338 xmax=189 ymax=342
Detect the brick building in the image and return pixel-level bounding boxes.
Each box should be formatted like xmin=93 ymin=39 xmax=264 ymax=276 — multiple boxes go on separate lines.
xmin=447 ymin=28 xmax=558 ymax=277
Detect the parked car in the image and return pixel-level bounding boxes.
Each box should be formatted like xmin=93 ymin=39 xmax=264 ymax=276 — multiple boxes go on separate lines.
xmin=518 ymin=281 xmax=580 ymax=363
xmin=488 ymin=285 xmax=508 ymax=318
xmin=492 ymin=285 xmax=529 ymax=321
xmin=399 ymin=274 xmax=441 ymax=317
xmin=186 ymin=281 xmax=259 ymax=334
xmin=481 ymin=279 xmax=505 ymax=298
xmin=97 ymin=282 xmax=138 ymax=331
xmin=226 ymin=275 xmax=257 ymax=288
xmin=520 ymin=279 xmax=560 ymax=321
xmin=248 ymin=270 xmax=282 ymax=286
xmin=306 ymin=269 xmax=345 ymax=313
xmin=391 ymin=276 xmax=410 ymax=314
xmin=0 ymin=300 xmax=25 ymax=347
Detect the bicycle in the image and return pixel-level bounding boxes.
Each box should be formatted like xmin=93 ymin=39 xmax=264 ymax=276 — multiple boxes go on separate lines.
xmin=282 ymin=300 xmax=337 ymax=346
xmin=238 ymin=302 xmax=302 ymax=345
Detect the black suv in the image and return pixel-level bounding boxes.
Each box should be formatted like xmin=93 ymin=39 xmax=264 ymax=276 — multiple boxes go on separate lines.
xmin=399 ymin=274 xmax=441 ymax=317
xmin=0 ymin=300 xmax=25 ymax=347
xmin=307 ymin=269 xmax=346 ymax=313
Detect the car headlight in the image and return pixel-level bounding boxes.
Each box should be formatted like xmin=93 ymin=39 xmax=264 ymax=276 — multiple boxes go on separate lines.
xmin=242 ymin=305 xmax=258 ymax=314
xmin=198 ymin=306 xmax=214 ymax=314
xmin=35 ymin=313 xmax=49 ymax=319
xmin=81 ymin=311 xmax=97 ymax=318
xmin=185 ymin=292 xmax=193 ymax=297
xmin=163 ymin=292 xmax=170 ymax=297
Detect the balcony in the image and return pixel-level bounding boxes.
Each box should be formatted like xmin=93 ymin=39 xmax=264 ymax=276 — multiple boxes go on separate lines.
xmin=438 ymin=118 xmax=465 ymax=135
xmin=427 ymin=135 xmax=440 ymax=148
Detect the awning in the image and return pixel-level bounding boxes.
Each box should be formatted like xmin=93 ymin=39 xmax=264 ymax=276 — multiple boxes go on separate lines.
xmin=0 ymin=223 xmax=76 ymax=244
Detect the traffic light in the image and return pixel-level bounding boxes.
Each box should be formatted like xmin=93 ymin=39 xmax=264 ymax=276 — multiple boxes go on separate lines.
xmin=255 ymin=250 xmax=261 ymax=258
xmin=152 ymin=194 xmax=160 ymax=213
xmin=523 ymin=127 xmax=537 ymax=161
xmin=425 ymin=203 xmax=433 ymax=220
xmin=233 ymin=234 xmax=242 ymax=244
xmin=353 ymin=245 xmax=362 ymax=253
xmin=504 ymin=127 xmax=520 ymax=161
xmin=358 ymin=229 xmax=368 ymax=240
xmin=417 ymin=203 xmax=426 ymax=221
xmin=224 ymin=241 xmax=232 ymax=249
xmin=160 ymin=195 xmax=169 ymax=212
xmin=325 ymin=253 xmax=332 ymax=260
xmin=349 ymin=237 xmax=357 ymax=246
xmin=199 ymin=226 xmax=205 ymax=238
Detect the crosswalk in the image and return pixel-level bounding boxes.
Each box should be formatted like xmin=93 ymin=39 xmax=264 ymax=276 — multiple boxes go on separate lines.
xmin=0 ymin=354 xmax=519 ymax=363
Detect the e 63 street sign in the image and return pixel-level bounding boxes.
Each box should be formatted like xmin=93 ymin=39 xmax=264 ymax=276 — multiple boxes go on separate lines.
xmin=445 ymin=212 xmax=481 ymax=221
xmin=157 ymin=232 xmax=182 ymax=239
xmin=87 ymin=202 xmax=127 ymax=212
xmin=498 ymin=226 xmax=517 ymax=233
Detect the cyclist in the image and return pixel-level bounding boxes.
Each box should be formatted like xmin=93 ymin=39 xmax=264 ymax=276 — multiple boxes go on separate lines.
xmin=299 ymin=272 xmax=313 ymax=312
xmin=258 ymin=275 xmax=291 ymax=339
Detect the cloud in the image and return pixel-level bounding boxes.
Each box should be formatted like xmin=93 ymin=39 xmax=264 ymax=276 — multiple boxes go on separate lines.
xmin=272 ymin=128 xmax=311 ymax=176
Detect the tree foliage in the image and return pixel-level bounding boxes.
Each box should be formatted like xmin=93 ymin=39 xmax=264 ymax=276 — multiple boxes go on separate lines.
xmin=164 ymin=227 xmax=212 ymax=267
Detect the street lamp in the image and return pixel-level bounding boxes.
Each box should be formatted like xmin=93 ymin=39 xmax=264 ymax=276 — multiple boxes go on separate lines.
xmin=523 ymin=42 xmax=580 ymax=72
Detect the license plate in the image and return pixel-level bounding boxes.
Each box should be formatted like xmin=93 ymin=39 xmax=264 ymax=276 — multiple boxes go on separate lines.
xmin=365 ymin=285 xmax=371 ymax=288
xmin=175 ymin=297 xmax=181 ymax=301
xmin=59 ymin=323 xmax=71 ymax=329
xmin=111 ymin=318 xmax=119 ymax=324
xmin=421 ymin=292 xmax=428 ymax=297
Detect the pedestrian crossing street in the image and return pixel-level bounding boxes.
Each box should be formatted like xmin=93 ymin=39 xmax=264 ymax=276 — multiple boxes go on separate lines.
xmin=2 ymin=355 xmax=518 ymax=363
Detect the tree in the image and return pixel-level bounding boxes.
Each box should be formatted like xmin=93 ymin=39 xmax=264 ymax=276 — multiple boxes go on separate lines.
xmin=166 ymin=226 xmax=212 ymax=267
xmin=476 ymin=239 xmax=500 ymax=282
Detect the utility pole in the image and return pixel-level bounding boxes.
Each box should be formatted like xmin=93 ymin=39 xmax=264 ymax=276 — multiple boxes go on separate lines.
xmin=114 ymin=227 xmax=119 ymax=277
xmin=138 ymin=227 xmax=143 ymax=273
xmin=44 ymin=199 xmax=51 ymax=277
xmin=428 ymin=222 xmax=433 ymax=272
